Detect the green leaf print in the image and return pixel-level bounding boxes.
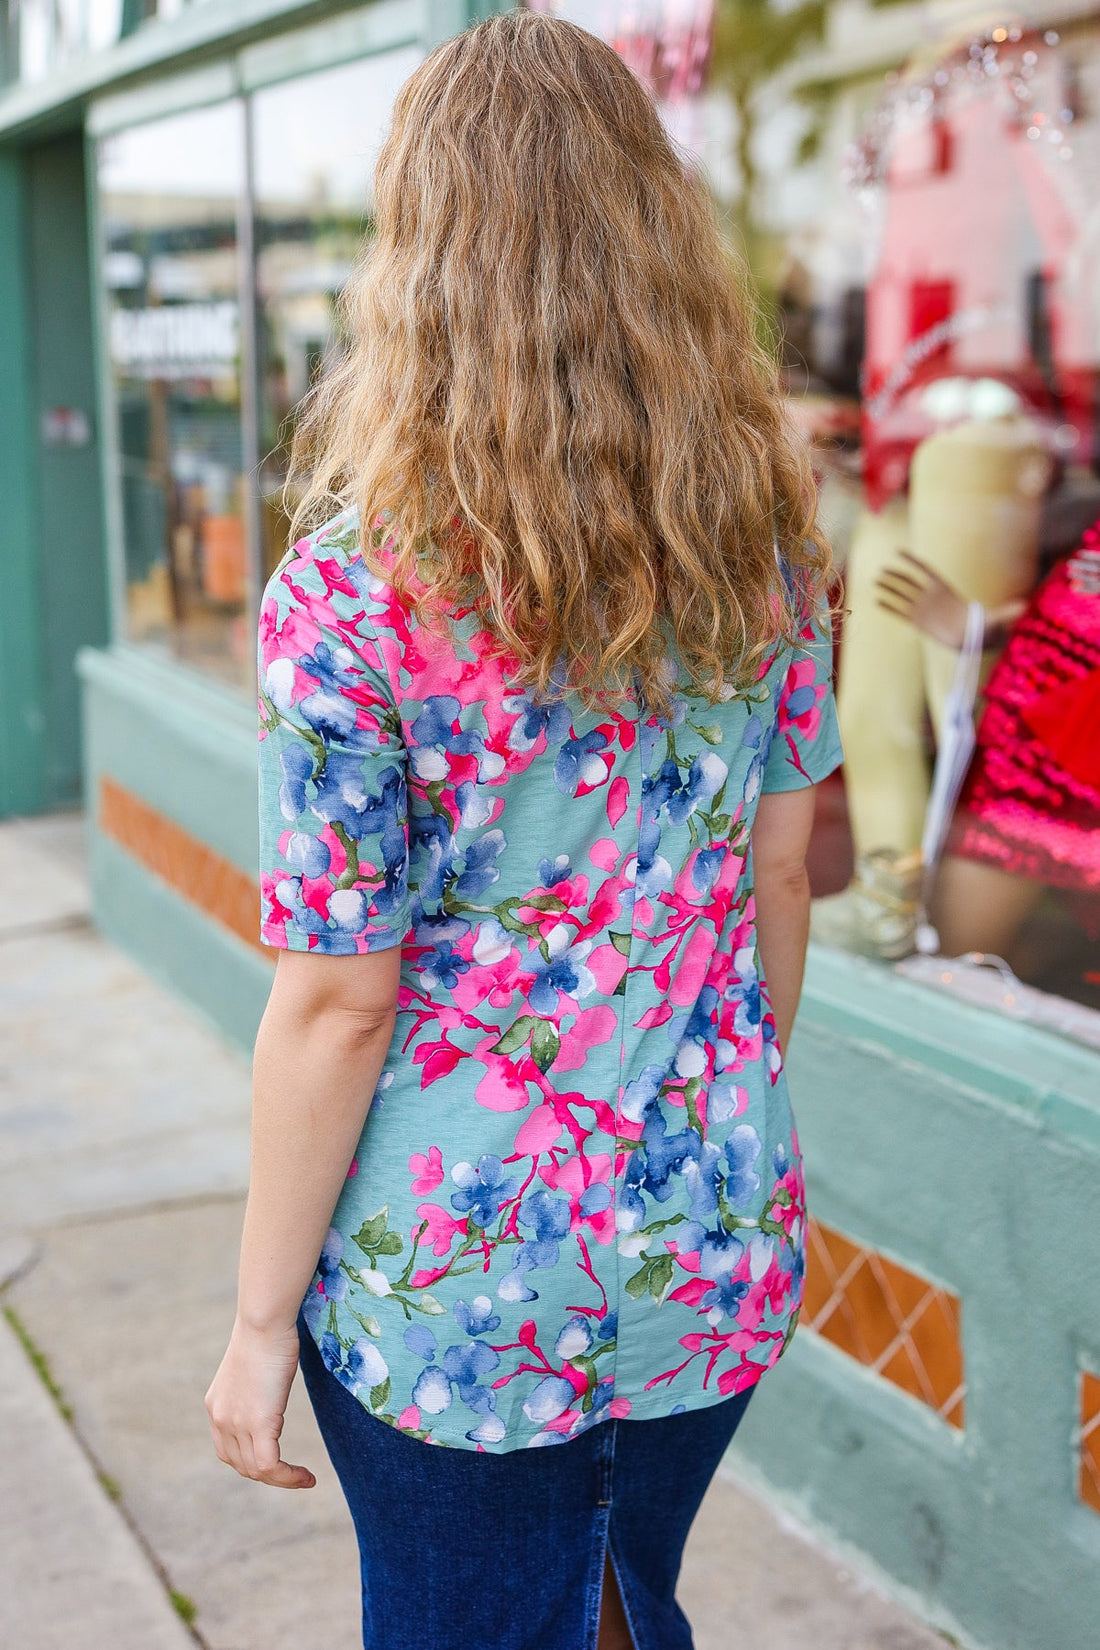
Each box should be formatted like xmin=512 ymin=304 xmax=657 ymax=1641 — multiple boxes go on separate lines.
xmin=348 ymin=1308 xmax=383 ymax=1339
xmin=491 ymin=1015 xmax=537 ymax=1056
xmin=681 ymin=1077 xmax=704 ymax=1136
xmin=609 ymin=931 xmax=632 ymax=956
xmin=352 ymin=1208 xmax=390 ymax=1251
xmin=369 ymin=1378 xmax=391 ymax=1411
xmin=376 ymin=1230 xmax=404 ymax=1256
xmin=332 ymin=822 xmax=361 ymax=889
xmin=530 ymin=1019 xmax=561 ymax=1073
xmin=648 ymin=1254 xmax=675 ymax=1301
xmin=624 ymin=1259 xmax=653 ymax=1299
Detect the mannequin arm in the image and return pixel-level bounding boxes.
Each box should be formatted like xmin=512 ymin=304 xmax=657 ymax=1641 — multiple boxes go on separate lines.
xmin=875 ymin=551 xmax=1026 ymax=650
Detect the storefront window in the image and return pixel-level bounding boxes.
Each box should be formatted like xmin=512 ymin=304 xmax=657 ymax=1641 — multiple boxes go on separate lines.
xmin=88 ymin=7 xmax=1100 ymax=1018
xmin=727 ymin=10 xmax=1100 ymax=1014
xmin=99 ymin=100 xmax=252 ymax=690
xmin=251 ymin=48 xmax=420 ymax=577
xmin=537 ymin=2 xmax=1100 ymax=1017
xmin=4 ymin=0 xmax=186 ymax=84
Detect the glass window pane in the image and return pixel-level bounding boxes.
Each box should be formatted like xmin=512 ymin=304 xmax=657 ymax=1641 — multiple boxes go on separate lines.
xmin=9 ymin=0 xmax=124 ymax=84
xmin=538 ymin=3 xmax=1100 ymax=1017
xmin=99 ymin=100 xmax=253 ymax=691
xmin=721 ymin=15 xmax=1100 ymax=1015
xmin=251 ymin=48 xmax=421 ymax=576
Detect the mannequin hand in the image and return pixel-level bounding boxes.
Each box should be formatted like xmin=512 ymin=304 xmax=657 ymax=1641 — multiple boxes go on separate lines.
xmin=875 ymin=551 xmax=969 ymax=649
xmin=1068 ymin=547 xmax=1100 ymax=595
xmin=205 ymin=1321 xmax=316 ymax=1489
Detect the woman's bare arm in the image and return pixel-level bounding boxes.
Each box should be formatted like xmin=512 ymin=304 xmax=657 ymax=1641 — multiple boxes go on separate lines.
xmin=752 ymin=787 xmax=817 ymax=1054
xmin=204 ymin=947 xmax=400 ymax=1489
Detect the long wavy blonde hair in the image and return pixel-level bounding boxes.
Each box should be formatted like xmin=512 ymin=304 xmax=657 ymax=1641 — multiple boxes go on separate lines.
xmin=287 ymin=9 xmax=831 ymax=715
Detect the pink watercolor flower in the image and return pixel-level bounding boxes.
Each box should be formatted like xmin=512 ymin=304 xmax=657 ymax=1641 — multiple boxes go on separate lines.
xmin=413 ymin=1039 xmax=465 ymax=1090
xmin=512 ymin=1102 xmax=564 ymax=1156
xmin=413 ymin=1201 xmax=467 ymax=1257
xmin=587 ymin=943 xmax=628 ymax=995
xmin=588 ymin=837 xmax=620 ymax=872
xmin=606 ymin=775 xmax=629 ymax=827
xmin=409 ymin=1145 xmax=444 ymax=1194
xmin=538 ymin=1151 xmax=616 ymax=1244
xmin=777 ymin=655 xmax=825 ymax=741
xmin=634 ymin=1001 xmax=673 ymax=1030
xmin=556 ymin=1005 xmax=618 ymax=1071
xmin=668 ymin=922 xmax=718 ymax=1006
xmin=474 ymin=1046 xmax=534 ymax=1112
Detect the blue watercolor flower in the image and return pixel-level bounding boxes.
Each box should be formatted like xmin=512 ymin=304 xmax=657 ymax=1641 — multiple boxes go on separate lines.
xmin=725 ymin=1124 xmax=762 ymax=1206
xmin=554 ymin=730 xmax=610 ymax=797
xmin=522 ymin=1374 xmax=576 ymax=1425
xmin=404 ymin=1324 xmax=438 ymax=1361
xmin=449 ymin=1155 xmax=520 ymax=1227
xmin=504 ymin=692 xmax=573 ymax=754
xmin=528 ymin=929 xmax=596 ymax=1016
xmin=455 ymin=830 xmax=506 ymax=899
xmin=454 ymin=1295 xmax=501 ymax=1337
xmin=537 ymin=854 xmax=573 ymax=887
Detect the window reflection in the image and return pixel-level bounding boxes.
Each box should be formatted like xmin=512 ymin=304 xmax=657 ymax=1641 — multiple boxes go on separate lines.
xmin=5 ymin=0 xmax=173 ymax=84
xmin=251 ymin=49 xmax=421 ymax=576
xmin=100 ymin=101 xmax=253 ymax=690
xmin=733 ymin=18 xmax=1100 ymax=1014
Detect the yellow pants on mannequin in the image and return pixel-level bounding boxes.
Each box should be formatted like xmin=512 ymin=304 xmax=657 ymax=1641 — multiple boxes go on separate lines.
xmin=815 ymin=415 xmax=1049 ymax=958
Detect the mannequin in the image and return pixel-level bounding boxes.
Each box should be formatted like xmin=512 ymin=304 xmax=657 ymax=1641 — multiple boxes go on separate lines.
xmin=875 ymin=530 xmax=1100 ymax=975
xmin=813 ymin=409 xmax=1050 ymax=957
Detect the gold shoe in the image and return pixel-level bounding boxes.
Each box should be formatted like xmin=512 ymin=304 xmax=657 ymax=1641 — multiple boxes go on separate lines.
xmin=810 ymin=849 xmax=923 ymax=961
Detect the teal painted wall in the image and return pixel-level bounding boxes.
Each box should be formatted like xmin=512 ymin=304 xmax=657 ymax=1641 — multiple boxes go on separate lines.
xmin=82 ymin=646 xmax=1100 ymax=1650
xmin=26 ymin=134 xmax=110 ymax=808
xmin=79 ymin=646 xmax=274 ymax=1047
xmin=0 ymin=146 xmax=46 ymax=817
xmin=731 ymin=958 xmax=1100 ymax=1650
xmin=0 ymin=134 xmax=108 ymax=818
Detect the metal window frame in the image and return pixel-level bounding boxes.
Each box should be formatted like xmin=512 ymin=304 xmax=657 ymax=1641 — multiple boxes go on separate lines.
xmin=85 ymin=0 xmax=456 ymax=691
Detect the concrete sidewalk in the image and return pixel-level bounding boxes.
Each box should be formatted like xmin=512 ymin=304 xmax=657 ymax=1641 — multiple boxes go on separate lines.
xmin=0 ymin=813 xmax=950 ymax=1650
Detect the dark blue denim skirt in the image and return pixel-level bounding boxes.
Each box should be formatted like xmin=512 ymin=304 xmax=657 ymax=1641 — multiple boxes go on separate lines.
xmin=296 ymin=1312 xmax=754 ymax=1650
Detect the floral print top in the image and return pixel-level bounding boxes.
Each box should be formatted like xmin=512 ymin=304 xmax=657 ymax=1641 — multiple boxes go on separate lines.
xmin=258 ymin=511 xmax=842 ymax=1451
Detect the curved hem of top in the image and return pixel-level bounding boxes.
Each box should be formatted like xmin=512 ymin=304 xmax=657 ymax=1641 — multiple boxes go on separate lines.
xmin=304 ymin=1331 xmax=775 ymax=1453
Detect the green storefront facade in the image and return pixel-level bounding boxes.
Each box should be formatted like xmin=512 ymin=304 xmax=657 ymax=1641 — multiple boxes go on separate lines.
xmin=3 ymin=4 xmax=1100 ymax=1647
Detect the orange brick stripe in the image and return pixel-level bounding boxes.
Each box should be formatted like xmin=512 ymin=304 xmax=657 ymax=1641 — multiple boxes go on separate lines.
xmin=802 ymin=1217 xmax=966 ymax=1428
xmin=98 ymin=776 xmax=270 ymax=960
xmin=1080 ymin=1371 xmax=1100 ymax=1514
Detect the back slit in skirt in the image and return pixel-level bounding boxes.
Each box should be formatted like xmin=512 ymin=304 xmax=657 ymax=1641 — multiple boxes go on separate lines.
xmin=296 ymin=1312 xmax=755 ymax=1650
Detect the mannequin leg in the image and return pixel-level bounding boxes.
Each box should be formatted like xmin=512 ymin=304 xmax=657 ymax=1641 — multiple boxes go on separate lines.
xmin=930 ymin=854 xmax=1044 ymax=957
xmin=837 ymin=499 xmax=929 ymax=857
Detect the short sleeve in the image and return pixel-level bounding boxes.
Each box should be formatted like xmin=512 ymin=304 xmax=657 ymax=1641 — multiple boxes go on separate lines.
xmin=257 ymin=529 xmax=411 ymax=954
xmin=761 ymin=596 xmax=844 ymax=793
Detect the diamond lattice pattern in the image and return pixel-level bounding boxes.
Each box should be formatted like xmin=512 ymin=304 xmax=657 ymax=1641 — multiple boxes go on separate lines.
xmin=1080 ymin=1371 xmax=1100 ymax=1514
xmin=802 ymin=1219 xmax=965 ymax=1428
xmin=99 ymin=777 xmax=268 ymax=959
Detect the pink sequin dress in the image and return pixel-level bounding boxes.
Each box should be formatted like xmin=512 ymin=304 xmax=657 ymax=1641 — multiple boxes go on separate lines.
xmin=948 ymin=542 xmax=1100 ymax=900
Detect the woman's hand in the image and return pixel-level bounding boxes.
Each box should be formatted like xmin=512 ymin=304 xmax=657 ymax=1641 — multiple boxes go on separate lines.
xmin=875 ymin=551 xmax=969 ymax=649
xmin=206 ymin=949 xmax=400 ymax=1490
xmin=205 ymin=1321 xmax=316 ymax=1489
